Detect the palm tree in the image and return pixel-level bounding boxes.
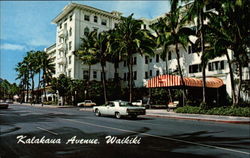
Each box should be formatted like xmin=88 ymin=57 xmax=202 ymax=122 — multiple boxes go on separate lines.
xmin=74 ymin=31 xmax=98 ymax=100
xmin=183 ymin=0 xmax=213 ymax=105
xmin=15 ymin=60 xmax=30 ymax=103
xmin=208 ymin=0 xmax=250 ymax=105
xmin=40 ymin=51 xmax=55 ymax=105
xmin=113 ymin=14 xmax=156 ymax=102
xmin=150 ymin=0 xmax=193 ymax=101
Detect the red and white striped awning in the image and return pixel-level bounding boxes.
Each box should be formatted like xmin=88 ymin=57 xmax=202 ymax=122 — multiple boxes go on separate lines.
xmin=146 ymin=75 xmax=224 ymax=88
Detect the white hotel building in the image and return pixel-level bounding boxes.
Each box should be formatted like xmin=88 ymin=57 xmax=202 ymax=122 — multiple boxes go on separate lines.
xmin=45 ymin=3 xmax=249 ymax=101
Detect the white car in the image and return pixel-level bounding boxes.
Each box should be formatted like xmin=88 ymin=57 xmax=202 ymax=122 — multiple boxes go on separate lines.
xmin=77 ymin=100 xmax=96 ymax=107
xmin=132 ymin=100 xmax=143 ymax=106
xmin=93 ymin=101 xmax=146 ymax=119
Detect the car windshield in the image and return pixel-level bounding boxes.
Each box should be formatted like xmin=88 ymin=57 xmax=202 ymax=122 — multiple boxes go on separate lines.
xmin=119 ymin=102 xmax=136 ymax=107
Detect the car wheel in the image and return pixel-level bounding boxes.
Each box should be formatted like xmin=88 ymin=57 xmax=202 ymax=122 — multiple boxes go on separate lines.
xmin=115 ymin=112 xmax=121 ymax=119
xmin=95 ymin=109 xmax=101 ymax=116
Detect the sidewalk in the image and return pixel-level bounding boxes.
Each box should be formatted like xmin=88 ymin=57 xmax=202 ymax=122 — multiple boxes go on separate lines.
xmin=16 ymin=103 xmax=75 ymax=108
xmin=146 ymin=109 xmax=250 ymax=124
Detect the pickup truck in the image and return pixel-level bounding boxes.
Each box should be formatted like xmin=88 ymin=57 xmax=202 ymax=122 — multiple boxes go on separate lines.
xmin=93 ymin=101 xmax=146 ymax=119
xmin=77 ymin=100 xmax=96 ymax=107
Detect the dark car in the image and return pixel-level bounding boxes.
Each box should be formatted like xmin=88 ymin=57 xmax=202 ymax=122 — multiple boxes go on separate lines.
xmin=0 ymin=100 xmax=9 ymax=109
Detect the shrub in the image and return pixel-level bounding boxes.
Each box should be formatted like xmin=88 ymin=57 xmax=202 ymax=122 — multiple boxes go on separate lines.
xmin=175 ymin=106 xmax=250 ymax=117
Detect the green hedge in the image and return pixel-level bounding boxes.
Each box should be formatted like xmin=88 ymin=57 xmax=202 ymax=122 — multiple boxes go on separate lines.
xmin=175 ymin=106 xmax=250 ymax=117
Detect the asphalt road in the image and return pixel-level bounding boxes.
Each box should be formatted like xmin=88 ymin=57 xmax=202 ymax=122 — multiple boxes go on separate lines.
xmin=0 ymin=104 xmax=249 ymax=158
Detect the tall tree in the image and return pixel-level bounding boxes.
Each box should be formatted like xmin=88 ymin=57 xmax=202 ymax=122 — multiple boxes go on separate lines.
xmin=114 ymin=14 xmax=156 ymax=102
xmin=15 ymin=60 xmax=30 ymax=103
xmin=74 ymin=31 xmax=98 ymax=100
xmin=151 ymin=0 xmax=193 ymax=101
xmin=40 ymin=51 xmax=55 ymax=105
xmin=184 ymin=0 xmax=212 ymax=104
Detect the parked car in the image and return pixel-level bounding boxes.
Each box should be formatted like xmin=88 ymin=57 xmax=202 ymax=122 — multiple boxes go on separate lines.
xmin=132 ymin=100 xmax=143 ymax=106
xmin=5 ymin=99 xmax=13 ymax=104
xmin=93 ymin=100 xmax=146 ymax=119
xmin=0 ymin=100 xmax=9 ymax=109
xmin=77 ymin=100 xmax=96 ymax=107
xmin=132 ymin=100 xmax=150 ymax=109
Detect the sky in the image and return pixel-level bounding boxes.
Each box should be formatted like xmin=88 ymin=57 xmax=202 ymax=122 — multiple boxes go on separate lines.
xmin=0 ymin=1 xmax=170 ymax=85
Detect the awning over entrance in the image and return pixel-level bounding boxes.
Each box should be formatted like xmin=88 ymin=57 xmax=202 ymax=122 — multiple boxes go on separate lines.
xmin=146 ymin=75 xmax=224 ymax=88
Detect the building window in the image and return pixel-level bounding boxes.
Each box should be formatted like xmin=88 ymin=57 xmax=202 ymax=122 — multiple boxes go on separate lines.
xmin=188 ymin=45 xmax=192 ymax=54
xmin=145 ymin=72 xmax=148 ymax=79
xmin=101 ymin=19 xmax=107 ymax=26
xmin=156 ymin=54 xmax=159 ymax=63
xmin=145 ymin=56 xmax=149 ymax=64
xmin=114 ymin=73 xmax=119 ymax=79
xmin=69 ymin=41 xmax=72 ymax=50
xmin=64 ymin=18 xmax=67 ymax=22
xmin=68 ymin=56 xmax=71 ymax=64
xmin=208 ymin=61 xmax=225 ymax=71
xmin=149 ymin=70 xmax=152 ymax=76
xmin=143 ymin=24 xmax=147 ymax=29
xmin=93 ymin=71 xmax=97 ymax=79
xmin=150 ymin=58 xmax=152 ymax=63
xmin=59 ymin=23 xmax=62 ymax=29
xmin=93 ymin=27 xmax=98 ymax=32
xmin=168 ymin=51 xmax=172 ymax=60
xmin=208 ymin=63 xmax=213 ymax=71
xmin=114 ymin=23 xmax=118 ymax=28
xmin=68 ymin=69 xmax=71 ymax=77
xmin=156 ymin=70 xmax=160 ymax=76
xmin=133 ymin=71 xmax=137 ymax=80
xmin=84 ymin=27 xmax=89 ymax=36
xmin=69 ymin=15 xmax=72 ymax=21
xmin=123 ymin=60 xmax=127 ymax=67
xmin=84 ymin=15 xmax=90 ymax=21
xmin=64 ymin=23 xmax=67 ymax=29
xmin=123 ymin=73 xmax=127 ymax=81
xmin=220 ymin=61 xmax=224 ymax=70
xmin=94 ymin=16 xmax=98 ymax=23
xmin=83 ymin=70 xmax=89 ymax=80
xmin=189 ymin=64 xmax=202 ymax=73
xmin=133 ymin=57 xmax=137 ymax=65
xmin=69 ymin=27 xmax=72 ymax=36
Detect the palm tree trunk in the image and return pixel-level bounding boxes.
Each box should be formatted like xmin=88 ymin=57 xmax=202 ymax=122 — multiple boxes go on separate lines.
xmin=200 ymin=9 xmax=206 ymax=104
xmin=236 ymin=61 xmax=243 ymax=105
xmin=38 ymin=70 xmax=41 ymax=103
xmin=31 ymin=75 xmax=34 ymax=105
xmin=165 ymin=55 xmax=173 ymax=103
xmin=128 ymin=55 xmax=133 ymax=102
xmin=175 ymin=43 xmax=187 ymax=101
xmin=101 ymin=62 xmax=107 ymax=103
xmin=226 ymin=52 xmax=236 ymax=106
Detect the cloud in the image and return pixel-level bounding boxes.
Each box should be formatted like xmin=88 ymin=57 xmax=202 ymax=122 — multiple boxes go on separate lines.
xmin=28 ymin=38 xmax=52 ymax=47
xmin=0 ymin=43 xmax=26 ymax=51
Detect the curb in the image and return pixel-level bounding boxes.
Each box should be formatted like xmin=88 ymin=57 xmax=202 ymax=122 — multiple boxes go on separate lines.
xmin=145 ymin=114 xmax=250 ymax=124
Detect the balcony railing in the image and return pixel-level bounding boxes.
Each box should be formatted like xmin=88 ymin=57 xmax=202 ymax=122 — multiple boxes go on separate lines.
xmin=58 ymin=29 xmax=67 ymax=38
xmin=57 ymin=57 xmax=66 ymax=65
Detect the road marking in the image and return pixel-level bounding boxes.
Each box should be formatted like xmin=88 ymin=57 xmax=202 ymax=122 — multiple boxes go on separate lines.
xmin=63 ymin=118 xmax=250 ymax=155
xmin=36 ymin=127 xmax=58 ymax=136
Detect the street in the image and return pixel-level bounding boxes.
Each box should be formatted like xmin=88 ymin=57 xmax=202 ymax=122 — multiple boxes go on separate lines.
xmin=0 ymin=104 xmax=249 ymax=158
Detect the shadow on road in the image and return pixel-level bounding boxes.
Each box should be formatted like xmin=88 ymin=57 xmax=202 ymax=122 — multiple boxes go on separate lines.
xmin=1 ymin=126 xmax=249 ymax=158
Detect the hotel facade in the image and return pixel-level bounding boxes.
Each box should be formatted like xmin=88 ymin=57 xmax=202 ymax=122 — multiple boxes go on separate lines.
xmin=45 ymin=3 xmax=249 ymax=101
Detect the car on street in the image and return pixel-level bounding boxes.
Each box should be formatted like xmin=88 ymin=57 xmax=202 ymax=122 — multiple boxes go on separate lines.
xmin=132 ymin=100 xmax=150 ymax=109
xmin=5 ymin=99 xmax=13 ymax=104
xmin=0 ymin=100 xmax=9 ymax=109
xmin=93 ymin=100 xmax=146 ymax=119
xmin=77 ymin=100 xmax=96 ymax=107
